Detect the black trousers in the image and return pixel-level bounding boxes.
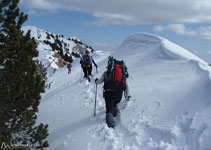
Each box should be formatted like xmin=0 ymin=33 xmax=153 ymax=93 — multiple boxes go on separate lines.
xmin=104 ymin=91 xmax=123 ymax=113
xmin=68 ymin=68 xmax=71 ymax=74
xmin=82 ymin=66 xmax=92 ymax=78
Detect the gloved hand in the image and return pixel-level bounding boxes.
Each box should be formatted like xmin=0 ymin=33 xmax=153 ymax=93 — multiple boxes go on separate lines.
xmin=96 ymin=65 xmax=98 ymax=68
xmin=125 ymin=96 xmax=131 ymax=101
xmin=95 ymin=78 xmax=98 ymax=83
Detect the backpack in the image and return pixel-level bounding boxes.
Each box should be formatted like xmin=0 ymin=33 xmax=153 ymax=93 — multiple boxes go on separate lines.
xmin=104 ymin=57 xmax=129 ymax=91
xmin=83 ymin=55 xmax=92 ymax=65
xmin=67 ymin=64 xmax=71 ymax=69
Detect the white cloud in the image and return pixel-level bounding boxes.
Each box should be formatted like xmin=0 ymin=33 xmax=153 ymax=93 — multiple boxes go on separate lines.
xmin=153 ymin=26 xmax=164 ymax=32
xmin=92 ymin=12 xmax=135 ymax=26
xmin=153 ymin=24 xmax=196 ymax=36
xmin=19 ymin=0 xmax=211 ymax=25
xmin=93 ymin=12 xmax=133 ymax=22
xmin=167 ymin=24 xmax=196 ymax=36
xmin=198 ymin=26 xmax=211 ymax=40
xmin=28 ymin=10 xmax=47 ymax=16
xmin=154 ymin=24 xmax=211 ymax=41
xmin=20 ymin=0 xmax=57 ymax=10
xmin=94 ymin=42 xmax=110 ymax=47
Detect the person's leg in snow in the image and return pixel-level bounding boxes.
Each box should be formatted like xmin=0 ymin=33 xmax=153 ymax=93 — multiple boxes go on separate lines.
xmin=68 ymin=68 xmax=71 ymax=74
xmin=112 ymin=91 xmax=122 ymax=117
xmin=83 ymin=67 xmax=88 ymax=79
xmin=104 ymin=91 xmax=115 ymax=128
xmin=104 ymin=91 xmax=115 ymax=113
xmin=106 ymin=112 xmax=115 ymax=128
xmin=87 ymin=66 xmax=92 ymax=82
xmin=104 ymin=91 xmax=123 ymax=128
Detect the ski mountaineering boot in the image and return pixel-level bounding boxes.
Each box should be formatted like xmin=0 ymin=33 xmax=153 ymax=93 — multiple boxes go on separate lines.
xmin=106 ymin=112 xmax=116 ymax=128
xmin=88 ymin=76 xmax=91 ymax=82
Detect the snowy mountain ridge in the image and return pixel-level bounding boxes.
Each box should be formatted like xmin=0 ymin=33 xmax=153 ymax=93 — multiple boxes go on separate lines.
xmin=38 ymin=32 xmax=211 ymax=150
xmin=116 ymin=32 xmax=211 ymax=81
xmin=22 ymin=26 xmax=94 ymax=75
xmin=118 ymin=32 xmax=207 ymax=63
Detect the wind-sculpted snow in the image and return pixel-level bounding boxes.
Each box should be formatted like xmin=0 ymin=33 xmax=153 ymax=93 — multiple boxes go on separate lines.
xmin=118 ymin=32 xmax=162 ymax=50
xmin=116 ymin=32 xmax=207 ymax=63
xmin=37 ymin=32 xmax=211 ymax=150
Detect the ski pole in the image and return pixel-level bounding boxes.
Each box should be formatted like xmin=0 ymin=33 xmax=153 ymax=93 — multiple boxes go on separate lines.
xmin=124 ymin=90 xmax=127 ymax=100
xmin=81 ymin=67 xmax=83 ymax=78
xmin=94 ymin=83 xmax=97 ymax=117
xmin=96 ymin=68 xmax=98 ymax=74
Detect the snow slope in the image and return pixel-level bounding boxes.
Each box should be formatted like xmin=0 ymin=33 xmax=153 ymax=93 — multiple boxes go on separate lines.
xmin=22 ymin=26 xmax=93 ymax=76
xmin=38 ymin=32 xmax=211 ymax=150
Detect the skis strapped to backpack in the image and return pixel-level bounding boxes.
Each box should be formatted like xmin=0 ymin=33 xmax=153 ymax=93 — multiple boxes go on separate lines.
xmin=104 ymin=56 xmax=129 ymax=91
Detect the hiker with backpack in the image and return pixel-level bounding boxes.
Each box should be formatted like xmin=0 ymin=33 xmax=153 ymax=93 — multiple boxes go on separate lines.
xmin=67 ymin=63 xmax=72 ymax=74
xmin=95 ymin=56 xmax=131 ymax=128
xmin=80 ymin=50 xmax=97 ymax=81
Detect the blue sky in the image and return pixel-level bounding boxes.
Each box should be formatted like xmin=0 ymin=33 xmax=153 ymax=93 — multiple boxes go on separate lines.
xmin=19 ymin=0 xmax=211 ymax=62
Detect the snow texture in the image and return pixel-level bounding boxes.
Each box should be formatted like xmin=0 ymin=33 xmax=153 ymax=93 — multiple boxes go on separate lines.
xmin=37 ymin=32 xmax=211 ymax=150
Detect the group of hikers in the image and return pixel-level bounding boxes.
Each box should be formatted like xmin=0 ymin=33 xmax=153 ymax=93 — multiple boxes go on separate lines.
xmin=67 ymin=50 xmax=131 ymax=128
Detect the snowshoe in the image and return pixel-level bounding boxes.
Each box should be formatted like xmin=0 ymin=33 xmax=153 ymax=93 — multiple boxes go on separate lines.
xmin=106 ymin=112 xmax=116 ymax=128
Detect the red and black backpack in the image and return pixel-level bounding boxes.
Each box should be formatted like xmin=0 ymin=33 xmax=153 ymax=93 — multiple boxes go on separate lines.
xmin=67 ymin=64 xmax=72 ymax=69
xmin=104 ymin=57 xmax=129 ymax=91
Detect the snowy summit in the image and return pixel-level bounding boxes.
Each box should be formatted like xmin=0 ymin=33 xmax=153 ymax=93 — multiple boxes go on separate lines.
xmin=37 ymin=32 xmax=211 ymax=150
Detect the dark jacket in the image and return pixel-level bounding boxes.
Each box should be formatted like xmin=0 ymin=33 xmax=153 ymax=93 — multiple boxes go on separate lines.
xmin=96 ymin=71 xmax=130 ymax=97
